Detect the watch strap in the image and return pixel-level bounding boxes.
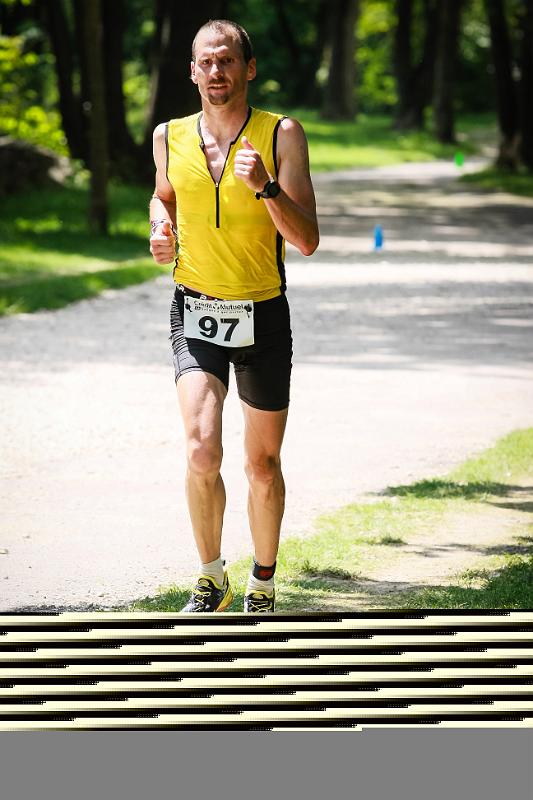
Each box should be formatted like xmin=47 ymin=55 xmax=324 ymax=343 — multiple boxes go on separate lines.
xmin=255 ymin=179 xmax=280 ymax=200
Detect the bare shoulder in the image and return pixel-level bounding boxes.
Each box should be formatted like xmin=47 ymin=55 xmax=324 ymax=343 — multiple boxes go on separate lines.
xmin=153 ymin=122 xmax=167 ymax=142
xmin=278 ymin=116 xmax=308 ymax=143
xmin=152 ymin=122 xmax=168 ymax=170
xmin=277 ymin=117 xmax=310 ymax=169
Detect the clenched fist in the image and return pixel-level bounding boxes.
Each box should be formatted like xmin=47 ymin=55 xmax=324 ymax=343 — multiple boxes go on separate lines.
xmin=234 ymin=136 xmax=270 ymax=193
xmin=150 ymin=220 xmax=176 ymax=265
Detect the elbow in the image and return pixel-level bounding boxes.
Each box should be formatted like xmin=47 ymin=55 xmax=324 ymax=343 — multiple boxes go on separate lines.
xmin=299 ymin=230 xmax=319 ymax=257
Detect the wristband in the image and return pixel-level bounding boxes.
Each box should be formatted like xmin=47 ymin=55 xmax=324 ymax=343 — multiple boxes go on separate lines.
xmin=150 ymin=219 xmax=177 ymax=237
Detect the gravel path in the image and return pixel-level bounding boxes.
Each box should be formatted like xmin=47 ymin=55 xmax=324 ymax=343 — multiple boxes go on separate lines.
xmin=1 ymin=158 xmax=533 ymax=611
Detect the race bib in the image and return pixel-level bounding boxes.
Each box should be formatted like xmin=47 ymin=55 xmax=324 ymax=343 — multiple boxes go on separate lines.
xmin=183 ymin=296 xmax=254 ymax=347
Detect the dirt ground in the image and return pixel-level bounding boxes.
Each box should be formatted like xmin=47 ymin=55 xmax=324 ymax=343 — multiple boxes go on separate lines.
xmin=1 ymin=158 xmax=533 ymax=611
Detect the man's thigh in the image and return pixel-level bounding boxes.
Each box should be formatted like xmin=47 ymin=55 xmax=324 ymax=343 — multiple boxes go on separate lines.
xmin=177 ymin=371 xmax=227 ymax=451
xmin=241 ymin=402 xmax=289 ymax=464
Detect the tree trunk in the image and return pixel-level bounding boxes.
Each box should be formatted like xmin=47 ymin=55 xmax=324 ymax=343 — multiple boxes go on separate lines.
xmin=412 ymin=0 xmax=440 ymax=127
xmin=143 ymin=0 xmax=224 ymax=149
xmin=518 ymin=1 xmax=533 ymax=169
xmin=394 ymin=0 xmax=414 ymax=128
xmin=41 ymin=0 xmax=87 ymax=160
xmin=101 ymin=0 xmax=138 ymax=177
xmin=484 ymin=0 xmax=520 ymax=167
xmin=273 ymin=0 xmax=328 ymax=107
xmin=82 ymin=0 xmax=109 ymax=235
xmin=322 ymin=0 xmax=360 ymax=120
xmin=433 ymin=0 xmax=463 ymax=143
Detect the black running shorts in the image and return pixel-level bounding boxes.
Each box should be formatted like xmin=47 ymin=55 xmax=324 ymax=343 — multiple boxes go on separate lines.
xmin=170 ymin=286 xmax=293 ymax=411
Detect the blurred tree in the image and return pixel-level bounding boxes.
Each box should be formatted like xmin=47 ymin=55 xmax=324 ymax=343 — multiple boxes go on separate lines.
xmin=42 ymin=0 xmax=87 ymax=160
xmin=322 ymin=0 xmax=360 ymax=119
xmin=102 ymin=0 xmax=137 ymax=172
xmin=271 ymin=0 xmax=327 ymax=106
xmin=356 ymin=1 xmax=396 ymax=112
xmin=517 ymin=0 xmax=533 ymax=169
xmin=433 ymin=0 xmax=464 ymax=142
xmin=81 ymin=0 xmax=108 ymax=234
xmin=394 ymin=0 xmax=439 ymax=129
xmin=484 ymin=0 xmax=519 ymax=166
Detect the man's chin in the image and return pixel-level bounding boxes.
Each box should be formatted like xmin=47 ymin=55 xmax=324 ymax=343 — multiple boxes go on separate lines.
xmin=207 ymin=89 xmax=230 ymax=105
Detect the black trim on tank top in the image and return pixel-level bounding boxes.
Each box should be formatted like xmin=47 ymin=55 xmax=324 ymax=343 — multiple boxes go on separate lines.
xmin=164 ymin=122 xmax=169 ymax=180
xmin=276 ymin=231 xmax=287 ymax=293
xmin=272 ymin=115 xmax=287 ymax=178
xmin=273 ymin=116 xmax=287 ymax=292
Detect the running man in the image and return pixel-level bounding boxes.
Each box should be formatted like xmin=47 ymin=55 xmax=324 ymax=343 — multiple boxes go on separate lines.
xmin=149 ymin=19 xmax=319 ymax=612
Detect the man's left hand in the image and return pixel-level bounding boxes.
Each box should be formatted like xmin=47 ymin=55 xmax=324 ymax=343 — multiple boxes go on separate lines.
xmin=234 ymin=136 xmax=270 ymax=193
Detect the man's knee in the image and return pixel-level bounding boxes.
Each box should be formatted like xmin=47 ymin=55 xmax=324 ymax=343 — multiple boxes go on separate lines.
xmin=188 ymin=439 xmax=223 ymax=476
xmin=245 ymin=453 xmax=282 ymax=486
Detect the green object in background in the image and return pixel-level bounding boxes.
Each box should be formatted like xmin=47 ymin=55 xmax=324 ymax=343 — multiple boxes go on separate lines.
xmin=454 ymin=151 xmax=465 ymax=167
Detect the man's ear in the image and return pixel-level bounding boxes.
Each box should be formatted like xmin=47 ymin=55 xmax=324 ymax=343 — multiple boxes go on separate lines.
xmin=247 ymin=57 xmax=257 ymax=82
xmin=190 ymin=61 xmax=198 ymax=84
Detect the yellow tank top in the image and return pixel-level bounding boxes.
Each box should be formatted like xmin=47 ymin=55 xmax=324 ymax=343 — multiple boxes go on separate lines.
xmin=166 ymin=107 xmax=286 ymax=302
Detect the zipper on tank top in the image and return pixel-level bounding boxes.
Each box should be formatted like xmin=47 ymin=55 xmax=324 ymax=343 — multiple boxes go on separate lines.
xmin=198 ymin=107 xmax=252 ymax=230
xmin=209 ymin=150 xmax=229 ymax=229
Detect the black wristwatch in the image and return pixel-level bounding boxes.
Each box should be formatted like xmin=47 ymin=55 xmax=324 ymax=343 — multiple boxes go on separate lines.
xmin=255 ymin=179 xmax=281 ymax=200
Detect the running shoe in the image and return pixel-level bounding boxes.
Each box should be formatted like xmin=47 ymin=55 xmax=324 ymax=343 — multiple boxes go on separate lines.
xmin=243 ymin=588 xmax=275 ymax=613
xmin=181 ymin=572 xmax=233 ymax=612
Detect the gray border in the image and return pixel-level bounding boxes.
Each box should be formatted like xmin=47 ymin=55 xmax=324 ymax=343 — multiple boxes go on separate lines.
xmin=0 ymin=731 xmax=531 ymax=800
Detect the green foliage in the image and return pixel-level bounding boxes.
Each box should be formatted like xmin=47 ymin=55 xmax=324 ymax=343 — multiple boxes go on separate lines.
xmin=123 ymin=61 xmax=151 ymax=144
xmin=456 ymin=0 xmax=493 ymax=112
xmin=296 ymin=110 xmax=485 ymax=172
xmin=0 ymin=181 xmax=168 ymax=315
xmin=0 ymin=33 xmax=66 ymax=153
xmin=396 ymin=550 xmax=533 ymax=609
xmin=460 ymin=167 xmax=533 ymax=196
xmin=357 ymin=0 xmax=396 ymax=112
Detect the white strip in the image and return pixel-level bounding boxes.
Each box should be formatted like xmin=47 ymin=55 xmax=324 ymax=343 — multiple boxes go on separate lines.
xmin=2 ymin=640 xmax=532 ymax=661
xmin=1 ymin=612 xmax=530 ymax=627
xmin=0 ymin=703 xmax=530 ymax=731
xmin=1 ymin=650 xmax=531 ymax=678
xmin=3 ymin=697 xmax=533 ymax=715
xmin=3 ymin=629 xmax=532 ymax=645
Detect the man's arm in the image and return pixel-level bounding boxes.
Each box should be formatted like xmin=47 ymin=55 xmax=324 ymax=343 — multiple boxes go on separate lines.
xmin=233 ymin=119 xmax=319 ymax=256
xmin=149 ymin=123 xmax=177 ymax=265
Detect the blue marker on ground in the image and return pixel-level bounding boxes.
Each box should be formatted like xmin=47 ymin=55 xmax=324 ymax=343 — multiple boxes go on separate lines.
xmin=373 ymin=224 xmax=383 ymax=251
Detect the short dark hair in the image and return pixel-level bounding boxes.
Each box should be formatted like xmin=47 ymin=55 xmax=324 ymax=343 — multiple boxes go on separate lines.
xmin=191 ymin=19 xmax=253 ymax=63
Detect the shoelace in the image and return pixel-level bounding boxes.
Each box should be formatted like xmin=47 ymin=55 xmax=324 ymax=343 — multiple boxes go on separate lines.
xmin=247 ymin=592 xmax=273 ymax=612
xmin=190 ymin=580 xmax=215 ymax=610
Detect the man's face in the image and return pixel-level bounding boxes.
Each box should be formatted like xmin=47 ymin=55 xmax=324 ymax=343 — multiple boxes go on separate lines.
xmin=191 ymin=30 xmax=256 ymax=107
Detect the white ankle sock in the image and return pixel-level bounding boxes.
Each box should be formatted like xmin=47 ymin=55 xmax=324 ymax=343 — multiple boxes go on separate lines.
xmin=246 ymin=574 xmax=275 ymax=595
xmin=200 ymin=557 xmax=225 ymax=586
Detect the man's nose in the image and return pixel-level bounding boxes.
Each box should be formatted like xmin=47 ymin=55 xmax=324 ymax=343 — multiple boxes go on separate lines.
xmin=210 ymin=61 xmax=223 ymax=77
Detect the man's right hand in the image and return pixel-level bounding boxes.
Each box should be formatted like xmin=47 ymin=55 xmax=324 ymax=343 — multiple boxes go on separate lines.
xmin=150 ymin=221 xmax=176 ymax=265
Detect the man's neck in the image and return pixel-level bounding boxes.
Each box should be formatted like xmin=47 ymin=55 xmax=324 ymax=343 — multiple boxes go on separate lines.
xmin=200 ymin=100 xmax=250 ymax=143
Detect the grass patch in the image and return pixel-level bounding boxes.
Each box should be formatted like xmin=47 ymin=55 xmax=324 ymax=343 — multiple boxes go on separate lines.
xmin=297 ymin=111 xmax=494 ymax=172
xmin=0 ymin=181 xmax=170 ymax=315
xmin=0 ymin=262 xmax=167 ymax=315
xmin=128 ymin=428 xmax=533 ymax=613
xmin=391 ymin=545 xmax=533 ymax=610
xmin=459 ymin=166 xmax=533 ymax=197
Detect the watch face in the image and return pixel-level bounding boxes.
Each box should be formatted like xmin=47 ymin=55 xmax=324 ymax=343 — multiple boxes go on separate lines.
xmin=266 ymin=180 xmax=280 ymax=198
